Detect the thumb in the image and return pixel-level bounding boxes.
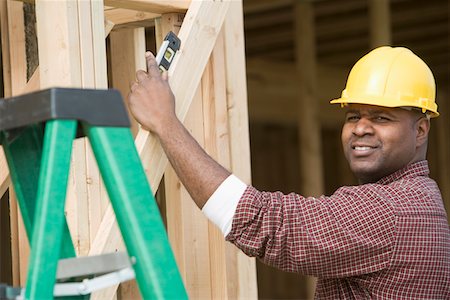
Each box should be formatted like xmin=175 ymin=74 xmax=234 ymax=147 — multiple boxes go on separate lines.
xmin=145 ymin=51 xmax=160 ymax=77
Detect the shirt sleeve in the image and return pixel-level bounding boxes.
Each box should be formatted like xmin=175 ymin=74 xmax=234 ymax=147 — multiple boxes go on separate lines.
xmin=202 ymin=174 xmax=247 ymax=236
xmin=225 ymin=185 xmax=396 ymax=278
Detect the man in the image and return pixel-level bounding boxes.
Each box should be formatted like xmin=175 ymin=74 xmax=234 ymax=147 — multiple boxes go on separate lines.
xmin=128 ymin=46 xmax=450 ymax=299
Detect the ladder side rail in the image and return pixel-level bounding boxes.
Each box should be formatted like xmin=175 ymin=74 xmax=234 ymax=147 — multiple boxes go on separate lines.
xmin=84 ymin=124 xmax=187 ymax=299
xmin=24 ymin=119 xmax=77 ymax=299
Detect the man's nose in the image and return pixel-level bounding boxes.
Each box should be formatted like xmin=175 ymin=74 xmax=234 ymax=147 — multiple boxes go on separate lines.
xmin=352 ymin=118 xmax=374 ymax=136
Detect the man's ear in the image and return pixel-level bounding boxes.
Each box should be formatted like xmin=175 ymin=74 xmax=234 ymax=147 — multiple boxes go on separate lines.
xmin=416 ymin=117 xmax=430 ymax=147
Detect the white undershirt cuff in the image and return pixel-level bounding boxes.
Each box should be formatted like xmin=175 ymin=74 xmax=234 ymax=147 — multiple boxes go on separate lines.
xmin=202 ymin=174 xmax=247 ymax=236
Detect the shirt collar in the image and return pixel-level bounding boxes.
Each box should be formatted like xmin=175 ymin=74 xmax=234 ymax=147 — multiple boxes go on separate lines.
xmin=376 ymin=160 xmax=430 ymax=185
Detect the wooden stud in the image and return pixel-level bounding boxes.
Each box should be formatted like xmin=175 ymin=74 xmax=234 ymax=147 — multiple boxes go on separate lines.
xmin=369 ymin=0 xmax=392 ymax=47
xmin=154 ymin=13 xmax=183 ymax=46
xmin=153 ymin=10 xmax=205 ymax=295
xmin=294 ymin=2 xmax=321 ymax=298
xmin=294 ymin=2 xmax=324 ymax=197
xmin=15 ymin=15 xmax=112 ymax=97
xmin=109 ymin=27 xmax=146 ymax=136
xmin=104 ymin=7 xmax=158 ymax=29
xmin=222 ymin=2 xmax=258 ymax=298
xmin=0 ymin=0 xmax=12 ymax=98
xmin=6 ymin=0 xmax=27 ymax=94
xmin=89 ymin=0 xmax=231 ymax=261
xmin=35 ymin=1 xmax=81 ymax=88
xmin=20 ymin=67 xmax=40 ymax=94
xmin=201 ymin=28 xmax=232 ymax=299
xmin=98 ymin=22 xmax=147 ymax=300
xmin=78 ymin=0 xmax=108 ymax=255
xmin=35 ymin=0 xmax=108 ymax=259
xmin=0 ymin=0 xmax=31 ymax=285
xmin=164 ymin=83 xmax=213 ymax=299
xmin=0 ymin=151 xmax=10 ymax=197
xmin=435 ymin=90 xmax=450 ymax=222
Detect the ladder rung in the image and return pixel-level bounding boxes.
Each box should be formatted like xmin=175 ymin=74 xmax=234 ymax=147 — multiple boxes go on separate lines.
xmin=56 ymin=252 xmax=133 ymax=280
xmin=54 ymin=267 xmax=135 ymax=297
xmin=0 ymin=267 xmax=136 ymax=299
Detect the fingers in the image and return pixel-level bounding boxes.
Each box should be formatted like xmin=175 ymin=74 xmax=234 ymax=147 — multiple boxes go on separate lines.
xmin=145 ymin=51 xmax=161 ymax=77
xmin=161 ymin=71 xmax=168 ymax=81
xmin=130 ymin=81 xmax=139 ymax=92
xmin=134 ymin=52 xmax=161 ymax=84
xmin=136 ymin=70 xmax=148 ymax=83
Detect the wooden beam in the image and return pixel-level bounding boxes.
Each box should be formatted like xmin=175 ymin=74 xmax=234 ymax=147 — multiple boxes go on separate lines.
xmin=393 ymin=22 xmax=448 ymax=42
xmin=294 ymin=2 xmax=321 ymax=298
xmin=0 ymin=0 xmax=12 ymax=198
xmin=154 ymin=13 xmax=183 ymax=46
xmin=18 ymin=16 xmax=116 ymax=96
xmin=90 ymin=2 xmax=242 ymax=298
xmin=165 ymin=78 xmax=213 ymax=299
xmin=243 ymin=0 xmax=292 ymax=14
xmin=0 ymin=0 xmax=12 ymax=98
xmin=246 ymin=59 xmax=346 ymax=127
xmin=435 ymin=90 xmax=450 ymax=222
xmin=244 ymin=8 xmax=292 ymax=31
xmin=88 ymin=0 xmax=231 ymax=289
xmin=201 ymin=30 xmax=231 ymax=299
xmin=315 ymin=0 xmax=366 ymax=17
xmin=109 ymin=27 xmax=146 ymax=136
xmin=392 ymin=1 xmax=447 ymax=26
xmin=316 ymin=15 xmax=367 ymax=40
xmin=36 ymin=1 xmax=81 ymax=88
xmin=91 ymin=21 xmax=148 ymax=300
xmin=222 ymin=2 xmax=258 ymax=298
xmin=0 ymin=151 xmax=10 ymax=202
xmin=6 ymin=0 xmax=27 ymax=93
xmin=154 ymin=11 xmax=211 ymax=297
xmin=104 ymin=0 xmax=189 ymax=14
xmin=134 ymin=0 xmax=231 ymax=191
xmin=35 ymin=0 xmax=108 ymax=260
xmin=0 ymin=0 xmax=30 ymax=285
xmin=20 ymin=67 xmax=40 ymax=94
xmin=104 ymin=7 xmax=159 ymax=29
xmin=369 ymin=0 xmax=391 ymax=47
xmin=104 ymin=19 xmax=115 ymax=36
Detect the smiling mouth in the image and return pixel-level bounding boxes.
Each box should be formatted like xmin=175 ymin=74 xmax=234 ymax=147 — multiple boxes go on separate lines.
xmin=353 ymin=146 xmax=374 ymax=151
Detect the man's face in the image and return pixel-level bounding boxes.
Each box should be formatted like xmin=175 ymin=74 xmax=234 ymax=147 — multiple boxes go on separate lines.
xmin=341 ymin=104 xmax=425 ymax=183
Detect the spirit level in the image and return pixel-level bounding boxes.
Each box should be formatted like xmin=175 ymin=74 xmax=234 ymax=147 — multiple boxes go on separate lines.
xmin=155 ymin=31 xmax=181 ymax=72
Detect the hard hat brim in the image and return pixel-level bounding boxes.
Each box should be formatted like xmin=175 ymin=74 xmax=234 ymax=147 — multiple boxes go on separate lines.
xmin=330 ymin=96 xmax=439 ymax=118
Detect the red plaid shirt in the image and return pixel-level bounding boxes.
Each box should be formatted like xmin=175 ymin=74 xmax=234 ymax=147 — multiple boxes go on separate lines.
xmin=226 ymin=161 xmax=450 ymax=299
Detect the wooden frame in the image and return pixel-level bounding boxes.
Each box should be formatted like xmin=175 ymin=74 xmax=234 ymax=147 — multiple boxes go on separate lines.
xmin=0 ymin=0 xmax=257 ymax=298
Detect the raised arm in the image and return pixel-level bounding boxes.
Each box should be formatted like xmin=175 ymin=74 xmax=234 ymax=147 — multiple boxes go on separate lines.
xmin=127 ymin=52 xmax=231 ymax=208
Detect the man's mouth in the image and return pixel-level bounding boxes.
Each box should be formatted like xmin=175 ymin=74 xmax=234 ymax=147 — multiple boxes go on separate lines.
xmin=350 ymin=144 xmax=378 ymax=157
xmin=353 ymin=146 xmax=374 ymax=151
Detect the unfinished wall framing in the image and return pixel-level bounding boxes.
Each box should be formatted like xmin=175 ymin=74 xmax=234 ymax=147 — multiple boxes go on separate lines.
xmin=0 ymin=0 xmax=257 ymax=299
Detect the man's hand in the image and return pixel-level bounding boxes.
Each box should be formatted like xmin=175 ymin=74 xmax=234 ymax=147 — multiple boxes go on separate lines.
xmin=127 ymin=51 xmax=178 ymax=135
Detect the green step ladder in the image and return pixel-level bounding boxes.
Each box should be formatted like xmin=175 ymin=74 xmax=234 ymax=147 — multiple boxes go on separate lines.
xmin=0 ymin=88 xmax=187 ymax=299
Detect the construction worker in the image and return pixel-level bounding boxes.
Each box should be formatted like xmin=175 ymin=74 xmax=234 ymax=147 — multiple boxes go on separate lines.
xmin=128 ymin=46 xmax=450 ymax=299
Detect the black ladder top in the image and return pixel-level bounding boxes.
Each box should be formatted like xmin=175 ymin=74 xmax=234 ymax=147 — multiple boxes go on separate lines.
xmin=0 ymin=88 xmax=131 ymax=131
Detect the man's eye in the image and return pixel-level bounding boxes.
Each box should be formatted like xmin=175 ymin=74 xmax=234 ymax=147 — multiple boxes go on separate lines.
xmin=374 ymin=116 xmax=390 ymax=122
xmin=346 ymin=115 xmax=359 ymax=122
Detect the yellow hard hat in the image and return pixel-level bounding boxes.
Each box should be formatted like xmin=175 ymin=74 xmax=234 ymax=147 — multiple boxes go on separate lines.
xmin=330 ymin=46 xmax=439 ymax=117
